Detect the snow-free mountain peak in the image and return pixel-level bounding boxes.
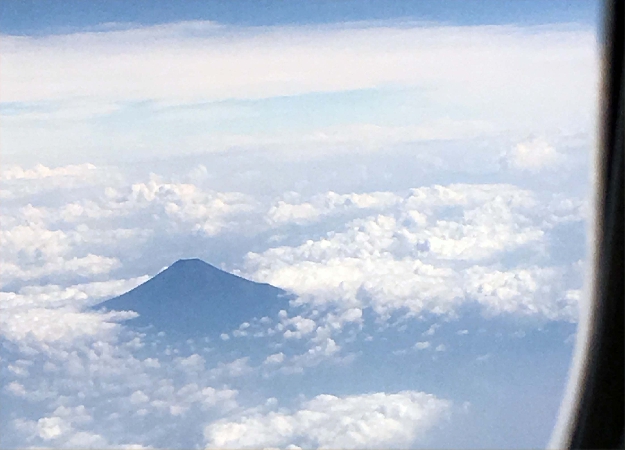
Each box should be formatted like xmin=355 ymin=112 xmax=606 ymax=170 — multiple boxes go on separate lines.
xmin=99 ymin=258 xmax=291 ymax=338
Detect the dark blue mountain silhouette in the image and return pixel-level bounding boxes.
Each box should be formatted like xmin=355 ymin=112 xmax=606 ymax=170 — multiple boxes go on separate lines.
xmin=98 ymin=258 xmax=292 ymax=338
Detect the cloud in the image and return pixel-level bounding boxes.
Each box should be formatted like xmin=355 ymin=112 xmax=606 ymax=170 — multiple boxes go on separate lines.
xmin=2 ymin=315 xmax=243 ymax=447
xmin=290 ymin=338 xmax=341 ymax=368
xmin=246 ymin=183 xmax=582 ymax=321
xmin=268 ymin=201 xmax=321 ymax=225
xmin=0 ymin=307 xmax=137 ymax=345
xmin=208 ymin=358 xmax=253 ymax=380
xmin=267 ymin=191 xmax=402 ymax=226
xmin=91 ymin=175 xmax=258 ymax=237
xmin=0 ymin=167 xmax=259 ymax=295
xmin=37 ymin=416 xmax=71 ymax=441
xmin=422 ymin=324 xmax=440 ymax=336
xmin=504 ymin=138 xmax=563 ymax=171
xmin=1 ymin=264 xmax=153 ymax=361
xmin=264 ymin=353 xmax=285 ymax=365
xmin=63 ymin=431 xmax=109 ymax=448
xmin=464 ymin=265 xmax=577 ymax=321
xmin=0 ymin=168 xmax=582 ymax=450
xmin=12 ymin=411 xmax=106 ymax=447
xmin=0 ymin=208 xmax=126 ymax=288
xmin=130 ymin=390 xmax=150 ymax=405
xmin=2 ymin=20 xmax=597 ymax=166
xmin=0 ymin=276 xmax=148 ymax=312
xmin=291 ymin=121 xmax=497 ymax=150
xmin=6 ymin=381 xmax=28 ymax=396
xmin=0 ymin=163 xmax=123 ymax=199
xmin=176 ymin=353 xmax=206 ymax=373
xmin=0 ymin=151 xmax=587 ymax=448
xmin=204 ymin=390 xmax=451 ymax=448
xmin=0 ymin=163 xmax=97 ymax=181
xmin=127 ymin=177 xmax=254 ymax=225
xmin=2 ymin=21 xmax=595 ymax=109
xmin=281 ymin=315 xmax=316 ymax=340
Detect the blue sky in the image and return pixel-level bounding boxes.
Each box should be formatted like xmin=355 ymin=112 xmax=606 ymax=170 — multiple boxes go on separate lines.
xmin=0 ymin=2 xmax=600 ymax=448
xmin=0 ymin=0 xmax=601 ymax=34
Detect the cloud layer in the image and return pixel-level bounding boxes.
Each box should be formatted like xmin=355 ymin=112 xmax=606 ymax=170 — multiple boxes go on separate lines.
xmin=2 ymin=22 xmax=595 ymax=105
xmin=246 ymin=184 xmax=584 ymax=322
xmin=1 ymin=20 xmax=597 ymax=167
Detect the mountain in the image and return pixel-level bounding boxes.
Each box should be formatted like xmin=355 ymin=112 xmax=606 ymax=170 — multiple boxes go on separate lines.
xmin=98 ymin=258 xmax=292 ymax=338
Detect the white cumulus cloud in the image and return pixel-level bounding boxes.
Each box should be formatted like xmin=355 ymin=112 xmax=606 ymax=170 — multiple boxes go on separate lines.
xmin=505 ymin=138 xmax=563 ymax=171
xmin=204 ymin=390 xmax=451 ymax=449
xmin=246 ymin=183 xmax=582 ymax=322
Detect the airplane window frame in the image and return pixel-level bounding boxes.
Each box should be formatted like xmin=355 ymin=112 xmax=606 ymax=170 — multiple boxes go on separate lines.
xmin=549 ymin=0 xmax=624 ymax=448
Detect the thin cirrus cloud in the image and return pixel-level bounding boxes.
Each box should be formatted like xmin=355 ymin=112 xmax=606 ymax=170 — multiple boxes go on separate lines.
xmin=1 ymin=20 xmax=597 ymax=167
xmin=1 ymin=21 xmax=595 ymax=105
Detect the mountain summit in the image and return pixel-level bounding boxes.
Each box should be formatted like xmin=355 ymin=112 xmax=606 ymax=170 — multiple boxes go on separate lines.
xmin=100 ymin=258 xmax=291 ymax=337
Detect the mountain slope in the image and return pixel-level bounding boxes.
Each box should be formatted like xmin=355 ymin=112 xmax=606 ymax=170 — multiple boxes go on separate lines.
xmin=99 ymin=258 xmax=292 ymax=337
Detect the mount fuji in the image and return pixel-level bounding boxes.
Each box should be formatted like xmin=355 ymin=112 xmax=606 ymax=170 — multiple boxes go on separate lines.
xmin=98 ymin=258 xmax=292 ymax=338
